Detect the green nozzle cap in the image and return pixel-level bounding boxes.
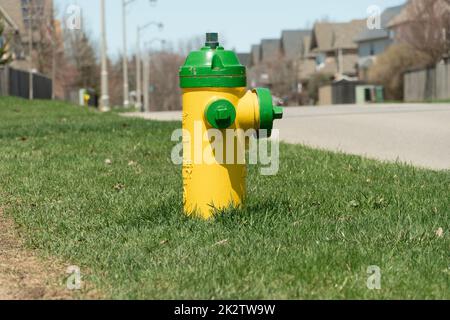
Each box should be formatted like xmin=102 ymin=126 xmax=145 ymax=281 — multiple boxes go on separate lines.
xmin=179 ymin=33 xmax=246 ymax=88
xmin=253 ymin=88 xmax=284 ymax=137
xmin=205 ymin=99 xmax=236 ymax=129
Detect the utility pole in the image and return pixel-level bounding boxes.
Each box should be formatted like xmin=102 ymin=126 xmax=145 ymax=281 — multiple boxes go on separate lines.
xmin=136 ymin=28 xmax=142 ymax=111
xmin=143 ymin=38 xmax=165 ymax=112
xmin=143 ymin=55 xmax=150 ymax=112
xmin=135 ymin=22 xmax=163 ymax=112
xmin=28 ymin=0 xmax=34 ymax=100
xmin=122 ymin=0 xmax=136 ymax=108
xmin=51 ymin=35 xmax=56 ymax=100
xmin=100 ymin=0 xmax=110 ymax=112
xmin=47 ymin=18 xmax=56 ymax=100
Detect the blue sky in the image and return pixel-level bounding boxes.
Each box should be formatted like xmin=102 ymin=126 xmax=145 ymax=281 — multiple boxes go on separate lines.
xmin=55 ymin=0 xmax=405 ymax=58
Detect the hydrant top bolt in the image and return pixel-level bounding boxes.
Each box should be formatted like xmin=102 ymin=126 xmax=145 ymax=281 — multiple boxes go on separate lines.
xmin=205 ymin=32 xmax=219 ymax=49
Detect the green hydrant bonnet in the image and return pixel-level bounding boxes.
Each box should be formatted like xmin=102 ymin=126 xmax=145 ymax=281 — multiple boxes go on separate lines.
xmin=179 ymin=33 xmax=247 ymax=88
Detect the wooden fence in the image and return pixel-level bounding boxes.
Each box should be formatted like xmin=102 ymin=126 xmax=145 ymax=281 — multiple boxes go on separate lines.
xmin=404 ymin=61 xmax=450 ymax=102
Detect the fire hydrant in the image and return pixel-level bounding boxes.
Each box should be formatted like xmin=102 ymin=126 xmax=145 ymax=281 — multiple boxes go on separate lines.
xmin=179 ymin=33 xmax=283 ymax=219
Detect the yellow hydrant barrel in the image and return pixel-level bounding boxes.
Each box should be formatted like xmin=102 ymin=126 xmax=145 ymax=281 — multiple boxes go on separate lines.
xmin=179 ymin=33 xmax=283 ymax=219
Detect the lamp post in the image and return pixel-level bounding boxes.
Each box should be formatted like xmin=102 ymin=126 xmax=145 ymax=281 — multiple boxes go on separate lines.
xmin=27 ymin=0 xmax=35 ymax=100
xmin=122 ymin=0 xmax=136 ymax=108
xmin=135 ymin=21 xmax=163 ymax=111
xmin=143 ymin=38 xmax=165 ymax=112
xmin=100 ymin=0 xmax=110 ymax=112
xmin=122 ymin=0 xmax=159 ymax=108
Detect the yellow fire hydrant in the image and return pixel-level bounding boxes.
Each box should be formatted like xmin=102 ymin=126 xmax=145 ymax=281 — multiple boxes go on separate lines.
xmin=179 ymin=33 xmax=283 ymax=219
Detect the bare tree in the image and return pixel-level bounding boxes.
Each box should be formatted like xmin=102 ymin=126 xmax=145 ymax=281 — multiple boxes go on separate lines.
xmin=147 ymin=51 xmax=184 ymax=111
xmin=177 ymin=35 xmax=204 ymax=57
xmin=248 ymin=55 xmax=299 ymax=105
xmin=34 ymin=7 xmax=54 ymax=75
xmin=394 ymin=0 xmax=450 ymax=64
xmin=64 ymin=29 xmax=99 ymax=90
xmin=108 ymin=54 xmax=125 ymax=107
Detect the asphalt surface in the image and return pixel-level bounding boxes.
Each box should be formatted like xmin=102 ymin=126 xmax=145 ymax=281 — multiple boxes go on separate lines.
xmin=122 ymin=103 xmax=450 ymax=170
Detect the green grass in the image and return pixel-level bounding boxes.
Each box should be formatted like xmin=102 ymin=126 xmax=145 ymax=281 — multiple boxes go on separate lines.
xmin=0 ymin=97 xmax=448 ymax=299
xmin=430 ymin=99 xmax=450 ymax=104
xmin=380 ymin=99 xmax=450 ymax=104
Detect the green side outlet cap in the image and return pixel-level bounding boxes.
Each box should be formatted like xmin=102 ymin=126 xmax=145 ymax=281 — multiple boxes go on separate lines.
xmin=205 ymin=99 xmax=236 ymax=129
xmin=253 ymin=88 xmax=284 ymax=136
xmin=179 ymin=33 xmax=247 ymax=88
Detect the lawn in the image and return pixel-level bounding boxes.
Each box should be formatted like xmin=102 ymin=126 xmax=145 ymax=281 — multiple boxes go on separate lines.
xmin=0 ymin=97 xmax=448 ymax=299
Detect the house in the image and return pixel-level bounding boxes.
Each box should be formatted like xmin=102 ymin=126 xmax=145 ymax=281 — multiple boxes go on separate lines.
xmin=0 ymin=2 xmax=23 ymax=64
xmin=354 ymin=4 xmax=405 ymax=80
xmin=388 ymin=0 xmax=449 ymax=27
xmin=250 ymin=44 xmax=260 ymax=66
xmin=260 ymin=39 xmax=282 ymax=63
xmin=297 ymin=35 xmax=316 ymax=82
xmin=248 ymin=30 xmax=311 ymax=104
xmin=0 ymin=0 xmax=54 ymax=70
xmin=248 ymin=39 xmax=281 ymax=87
xmin=280 ymin=30 xmax=314 ymax=81
xmin=236 ymin=53 xmax=251 ymax=68
xmin=281 ymin=29 xmax=310 ymax=60
xmin=309 ymin=19 xmax=366 ymax=79
xmin=280 ymin=30 xmax=312 ymax=103
xmin=387 ymin=0 xmax=450 ymax=48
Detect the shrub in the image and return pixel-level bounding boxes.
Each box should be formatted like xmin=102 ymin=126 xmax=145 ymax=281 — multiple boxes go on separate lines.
xmin=368 ymin=44 xmax=429 ymax=100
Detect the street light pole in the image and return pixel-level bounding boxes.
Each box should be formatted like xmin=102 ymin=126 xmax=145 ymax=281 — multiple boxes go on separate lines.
xmin=100 ymin=0 xmax=110 ymax=112
xmin=51 ymin=34 xmax=56 ymax=100
xmin=136 ymin=28 xmax=142 ymax=111
xmin=28 ymin=0 xmax=34 ymax=100
xmin=143 ymin=38 xmax=165 ymax=112
xmin=122 ymin=0 xmax=129 ymax=108
xmin=135 ymin=22 xmax=163 ymax=111
xmin=122 ymin=0 xmax=136 ymax=108
xmin=143 ymin=55 xmax=150 ymax=112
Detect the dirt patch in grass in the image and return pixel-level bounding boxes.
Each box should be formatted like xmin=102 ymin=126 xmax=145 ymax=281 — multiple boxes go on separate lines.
xmin=0 ymin=208 xmax=99 ymax=300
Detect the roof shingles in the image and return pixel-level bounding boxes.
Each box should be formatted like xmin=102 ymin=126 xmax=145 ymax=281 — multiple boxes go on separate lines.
xmin=260 ymin=39 xmax=282 ymax=63
xmin=354 ymin=5 xmax=405 ymax=43
xmin=281 ymin=29 xmax=311 ymax=59
xmin=311 ymin=19 xmax=366 ymax=52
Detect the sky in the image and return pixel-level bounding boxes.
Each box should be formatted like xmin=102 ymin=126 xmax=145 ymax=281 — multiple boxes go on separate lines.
xmin=54 ymin=0 xmax=406 ymax=59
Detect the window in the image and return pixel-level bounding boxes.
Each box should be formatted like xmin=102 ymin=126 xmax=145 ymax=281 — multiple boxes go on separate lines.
xmin=315 ymin=53 xmax=326 ymax=65
xmin=21 ymin=0 xmax=46 ymax=28
xmin=370 ymin=43 xmax=375 ymax=56
xmin=388 ymin=30 xmax=396 ymax=40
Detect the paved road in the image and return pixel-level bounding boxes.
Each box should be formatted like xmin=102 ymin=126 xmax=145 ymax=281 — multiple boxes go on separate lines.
xmin=122 ymin=103 xmax=450 ymax=170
